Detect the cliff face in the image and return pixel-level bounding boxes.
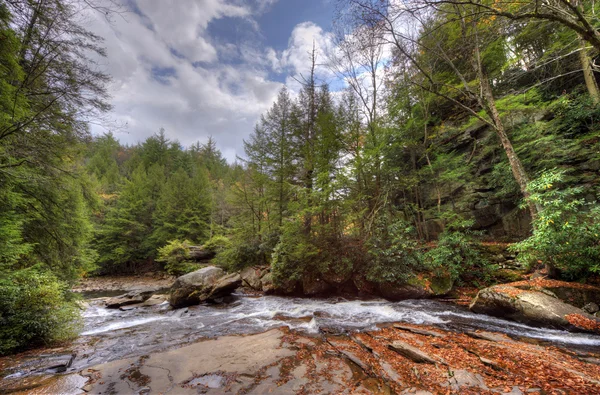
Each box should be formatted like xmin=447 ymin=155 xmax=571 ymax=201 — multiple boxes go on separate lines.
xmin=415 ymin=105 xmax=600 ymax=240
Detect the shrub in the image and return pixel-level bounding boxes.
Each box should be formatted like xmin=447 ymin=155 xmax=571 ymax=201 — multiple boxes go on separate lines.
xmin=0 ymin=268 xmax=81 ymax=355
xmin=424 ymin=216 xmax=491 ymax=283
xmin=271 ymin=222 xmax=318 ymax=285
xmin=214 ymin=232 xmax=278 ymax=271
xmin=202 ymin=235 xmax=231 ymax=254
xmin=156 ymin=239 xmax=198 ymax=275
xmin=365 ymin=218 xmax=423 ymax=283
xmin=510 ymin=169 xmax=600 ymax=279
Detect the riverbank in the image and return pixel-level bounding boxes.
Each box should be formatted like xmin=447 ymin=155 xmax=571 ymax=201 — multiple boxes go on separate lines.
xmin=72 ymin=273 xmax=176 ymax=295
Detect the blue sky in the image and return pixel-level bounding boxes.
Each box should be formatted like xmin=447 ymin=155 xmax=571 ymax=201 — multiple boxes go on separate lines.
xmin=89 ymin=0 xmax=339 ymax=161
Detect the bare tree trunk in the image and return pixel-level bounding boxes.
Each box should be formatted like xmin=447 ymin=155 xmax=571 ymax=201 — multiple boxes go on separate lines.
xmin=478 ymin=71 xmax=537 ymax=219
xmin=578 ymin=39 xmax=600 ymax=105
xmin=471 ymin=26 xmax=537 ymax=220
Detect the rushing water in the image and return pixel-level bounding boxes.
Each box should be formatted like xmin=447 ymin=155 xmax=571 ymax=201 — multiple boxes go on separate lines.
xmin=73 ymin=293 xmax=600 ymax=369
xmin=4 ymin=292 xmax=600 ymax=382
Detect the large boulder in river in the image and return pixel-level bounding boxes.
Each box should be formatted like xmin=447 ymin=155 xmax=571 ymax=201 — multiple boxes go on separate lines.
xmin=169 ymin=266 xmax=241 ymax=308
xmin=504 ymin=278 xmax=600 ymax=308
xmin=240 ymin=266 xmax=264 ymax=290
xmin=470 ymin=284 xmax=600 ymax=334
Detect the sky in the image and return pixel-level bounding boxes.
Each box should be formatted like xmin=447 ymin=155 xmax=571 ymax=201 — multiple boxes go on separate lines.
xmin=88 ymin=0 xmax=339 ymax=162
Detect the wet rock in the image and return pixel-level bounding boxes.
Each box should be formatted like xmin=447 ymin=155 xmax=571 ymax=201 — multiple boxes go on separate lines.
xmin=119 ymin=303 xmax=144 ymax=311
xmin=466 ymin=331 xmax=515 ymax=343
xmin=583 ymin=302 xmax=599 ymax=314
xmin=240 ymin=266 xmax=263 ymax=290
xmin=378 ymin=282 xmax=430 ymax=301
xmin=470 ymin=285 xmax=600 ymax=333
xmin=105 ymin=290 xmax=154 ymax=308
xmin=29 ymin=354 xmax=76 ymax=374
xmin=169 ymin=266 xmax=241 ymax=308
xmin=388 ymin=341 xmax=440 ymax=364
xmin=400 ymin=389 xmax=433 ymax=395
xmin=143 ymin=294 xmax=167 ymax=306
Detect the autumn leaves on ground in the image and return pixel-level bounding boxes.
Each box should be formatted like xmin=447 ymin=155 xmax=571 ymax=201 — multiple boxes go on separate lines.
xmin=39 ymin=321 xmax=600 ymax=394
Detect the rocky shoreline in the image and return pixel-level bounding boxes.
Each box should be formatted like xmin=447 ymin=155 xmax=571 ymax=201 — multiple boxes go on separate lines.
xmin=4 ymin=323 xmax=600 ymax=394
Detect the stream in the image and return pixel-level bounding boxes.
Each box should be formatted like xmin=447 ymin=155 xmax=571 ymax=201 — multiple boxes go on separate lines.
xmin=3 ymin=291 xmax=600 ymax=383
xmin=77 ymin=292 xmax=600 ymax=368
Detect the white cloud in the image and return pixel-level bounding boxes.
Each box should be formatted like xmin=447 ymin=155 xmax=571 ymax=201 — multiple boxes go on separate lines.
xmin=87 ymin=0 xmax=284 ymax=161
xmin=87 ymin=0 xmax=359 ymax=161
xmin=280 ymin=22 xmax=336 ymax=93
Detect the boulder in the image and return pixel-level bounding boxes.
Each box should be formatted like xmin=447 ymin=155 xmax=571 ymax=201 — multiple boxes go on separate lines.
xmin=505 ymin=278 xmax=600 ymax=309
xmin=105 ymin=290 xmax=154 ymax=308
xmin=170 ymin=266 xmax=241 ymax=308
xmin=470 ymin=284 xmax=600 ymax=334
xmin=208 ymin=273 xmax=242 ymax=299
xmin=240 ymin=267 xmax=263 ymax=290
xmin=260 ymin=272 xmax=275 ymax=293
xmin=378 ymin=282 xmax=431 ymax=301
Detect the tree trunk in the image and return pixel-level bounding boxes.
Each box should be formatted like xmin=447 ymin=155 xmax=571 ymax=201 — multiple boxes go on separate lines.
xmin=578 ymin=38 xmax=600 ymax=105
xmin=479 ymin=74 xmax=537 ymax=219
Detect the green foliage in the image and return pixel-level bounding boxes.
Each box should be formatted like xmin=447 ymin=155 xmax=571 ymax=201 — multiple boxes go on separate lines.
xmin=365 ymin=217 xmax=423 ymax=283
xmin=203 ymin=235 xmax=231 ymax=254
xmin=156 ymin=240 xmax=198 ymax=276
xmin=511 ymin=170 xmax=600 ymax=278
xmin=215 ymin=231 xmax=277 ymax=271
xmin=271 ymin=221 xmax=319 ymax=285
xmin=424 ymin=217 xmax=491 ymax=283
xmin=0 ymin=268 xmax=81 ymax=355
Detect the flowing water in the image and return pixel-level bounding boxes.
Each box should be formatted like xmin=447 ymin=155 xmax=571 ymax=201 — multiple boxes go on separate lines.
xmin=4 ymin=292 xmax=600 ymax=381
xmin=76 ymin=293 xmax=600 ymax=368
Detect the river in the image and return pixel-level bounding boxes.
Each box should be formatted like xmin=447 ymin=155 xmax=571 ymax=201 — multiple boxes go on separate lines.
xmin=75 ymin=292 xmax=600 ymax=370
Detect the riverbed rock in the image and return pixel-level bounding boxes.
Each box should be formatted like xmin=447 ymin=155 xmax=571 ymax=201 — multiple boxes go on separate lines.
xmin=143 ymin=294 xmax=168 ymax=306
xmin=105 ymin=290 xmax=154 ymax=308
xmin=169 ymin=266 xmax=241 ymax=308
xmin=388 ymin=340 xmax=441 ymax=364
xmin=470 ymin=284 xmax=600 ymax=333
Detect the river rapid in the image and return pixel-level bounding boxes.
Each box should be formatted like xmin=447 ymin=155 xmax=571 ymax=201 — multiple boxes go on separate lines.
xmin=75 ymin=292 xmax=600 ymax=370
xmin=3 ymin=291 xmax=600 ymax=385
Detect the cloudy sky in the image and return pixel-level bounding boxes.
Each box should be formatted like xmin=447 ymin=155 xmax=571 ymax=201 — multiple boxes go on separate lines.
xmin=89 ymin=0 xmax=339 ymax=161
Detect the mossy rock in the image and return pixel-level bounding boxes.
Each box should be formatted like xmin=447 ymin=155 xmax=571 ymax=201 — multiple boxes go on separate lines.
xmin=430 ymin=275 xmax=454 ymax=295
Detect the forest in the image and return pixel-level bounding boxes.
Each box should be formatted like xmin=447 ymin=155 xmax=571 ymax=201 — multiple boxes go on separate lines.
xmin=1 ymin=0 xmax=600 ymax=356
